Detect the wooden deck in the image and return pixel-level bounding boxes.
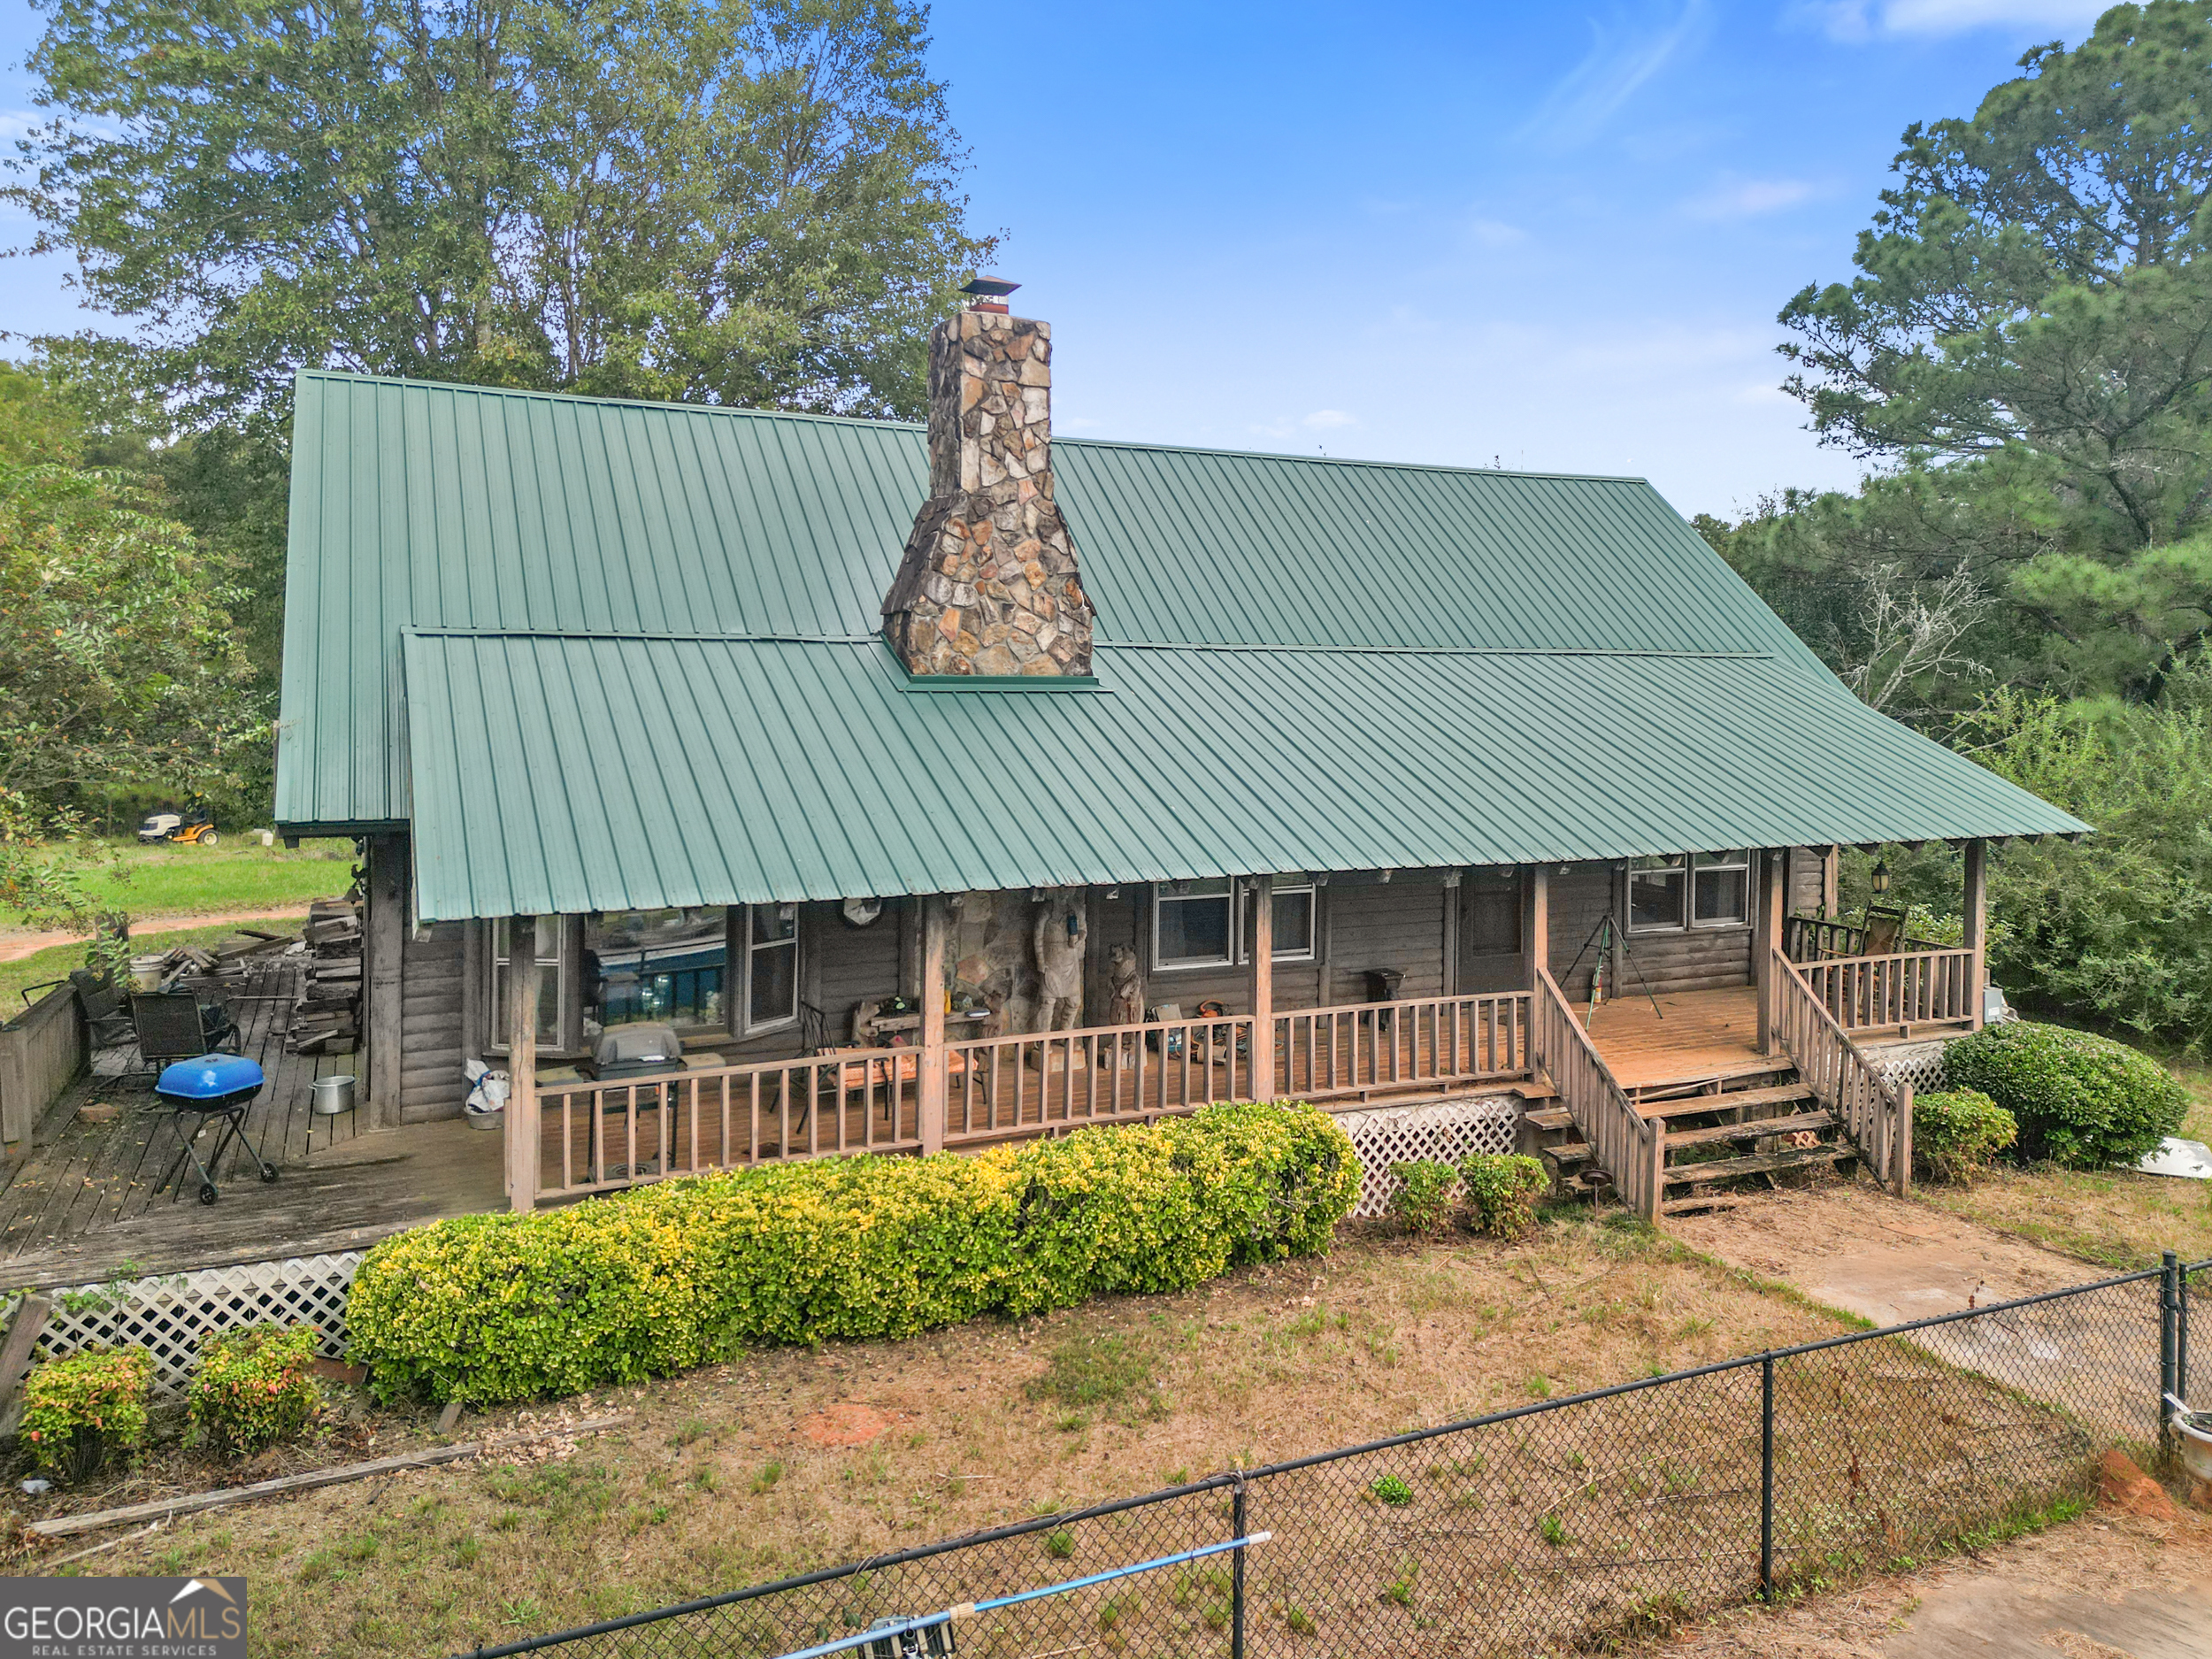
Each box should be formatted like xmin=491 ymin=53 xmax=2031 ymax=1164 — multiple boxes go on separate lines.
xmin=0 ymin=961 xmax=503 ymax=1289
xmin=1583 ymin=986 xmax=1777 ymax=1094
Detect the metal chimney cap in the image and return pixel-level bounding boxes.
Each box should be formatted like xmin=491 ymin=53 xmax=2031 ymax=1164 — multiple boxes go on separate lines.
xmin=959 ymin=276 xmax=1021 ymax=298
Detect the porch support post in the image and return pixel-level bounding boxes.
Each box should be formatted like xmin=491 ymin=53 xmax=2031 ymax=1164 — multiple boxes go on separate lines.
xmin=504 ymin=914 xmax=540 ymax=1213
xmin=1963 ymin=838 xmax=1988 ymax=1030
xmin=1525 ymin=865 xmax=1550 ymax=987
xmin=1248 ymin=875 xmax=1275 ymax=1102
xmin=364 ymin=833 xmax=407 ymax=1133
xmin=1755 ymin=849 xmax=1786 ymax=1056
xmin=918 ymin=895 xmax=949 ymax=1154
xmin=1822 ymin=846 xmax=1839 ymax=918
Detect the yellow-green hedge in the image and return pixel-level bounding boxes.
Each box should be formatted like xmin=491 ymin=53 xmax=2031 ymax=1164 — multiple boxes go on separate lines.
xmin=348 ymin=1102 xmax=1360 ymax=1403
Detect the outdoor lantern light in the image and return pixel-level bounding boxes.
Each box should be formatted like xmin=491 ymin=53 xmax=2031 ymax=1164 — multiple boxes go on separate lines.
xmin=1870 ymin=857 xmax=1892 ymax=896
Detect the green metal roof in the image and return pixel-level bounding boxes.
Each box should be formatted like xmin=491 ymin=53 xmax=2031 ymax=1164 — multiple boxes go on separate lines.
xmin=274 ymin=369 xmax=2085 ymax=915
xmin=401 ymin=631 xmax=2081 ymax=922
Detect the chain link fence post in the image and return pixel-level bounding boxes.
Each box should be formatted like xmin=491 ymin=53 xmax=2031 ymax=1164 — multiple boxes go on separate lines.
xmin=2162 ymin=1250 xmax=2182 ymax=1451
xmin=1230 ymin=1476 xmax=1247 ymax=1659
xmin=1760 ymin=1351 xmax=1776 ymax=1602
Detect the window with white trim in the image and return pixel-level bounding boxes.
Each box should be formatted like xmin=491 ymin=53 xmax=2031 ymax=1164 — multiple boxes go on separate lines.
xmin=1152 ymin=878 xmax=1319 ymax=971
xmin=1629 ymin=852 xmax=1751 ymax=933
xmin=1270 ymin=883 xmax=1317 ymax=962
xmin=743 ymin=903 xmax=800 ymax=1032
xmin=1627 ymin=856 xmax=1686 ymax=932
xmin=490 ymin=915 xmax=574 ymax=1050
xmin=1154 ymin=880 xmax=1237 ymax=969
xmin=1692 ymin=850 xmax=1750 ymax=927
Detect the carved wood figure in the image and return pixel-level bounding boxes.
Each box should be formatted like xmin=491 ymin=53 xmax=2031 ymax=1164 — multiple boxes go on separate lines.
xmin=1033 ymin=902 xmax=1087 ymax=1030
xmin=1106 ymin=944 xmax=1144 ymax=1028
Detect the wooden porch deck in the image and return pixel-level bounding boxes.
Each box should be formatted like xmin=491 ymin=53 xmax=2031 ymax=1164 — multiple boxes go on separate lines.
xmin=0 ymin=961 xmax=503 ymax=1290
xmin=1583 ymin=987 xmax=1773 ymax=1094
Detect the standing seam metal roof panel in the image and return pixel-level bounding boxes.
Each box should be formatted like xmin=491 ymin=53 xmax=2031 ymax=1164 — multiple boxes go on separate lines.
xmin=398 ymin=633 xmax=2085 ymax=922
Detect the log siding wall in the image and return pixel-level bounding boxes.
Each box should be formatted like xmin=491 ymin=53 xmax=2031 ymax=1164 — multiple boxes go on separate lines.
xmin=395 ymin=850 xmax=1842 ymax=1090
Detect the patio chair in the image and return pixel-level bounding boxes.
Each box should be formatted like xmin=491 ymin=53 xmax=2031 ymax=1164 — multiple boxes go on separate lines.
xmin=18 ymin=970 xmax=136 ymax=1056
xmin=130 ymin=991 xmax=241 ymax=1071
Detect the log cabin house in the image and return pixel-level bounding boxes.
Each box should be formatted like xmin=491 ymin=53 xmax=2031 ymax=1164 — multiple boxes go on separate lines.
xmin=273 ymin=290 xmax=2085 ymax=1224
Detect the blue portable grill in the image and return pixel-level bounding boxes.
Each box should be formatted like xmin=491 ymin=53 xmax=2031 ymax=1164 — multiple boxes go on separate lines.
xmin=154 ymin=1053 xmax=280 ymax=1205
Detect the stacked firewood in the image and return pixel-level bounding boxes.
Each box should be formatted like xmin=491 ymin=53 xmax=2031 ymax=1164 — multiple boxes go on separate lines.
xmin=289 ymin=896 xmax=364 ymax=1055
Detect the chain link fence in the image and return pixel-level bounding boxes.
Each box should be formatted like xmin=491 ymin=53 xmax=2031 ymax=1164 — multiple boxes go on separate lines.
xmin=461 ymin=1255 xmax=2210 ymax=1659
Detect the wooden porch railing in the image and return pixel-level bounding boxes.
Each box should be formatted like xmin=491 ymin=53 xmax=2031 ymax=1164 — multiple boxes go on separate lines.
xmin=1784 ymin=913 xmax=1948 ymax=962
xmin=534 ymin=1048 xmax=922 ymax=1199
xmin=944 ymin=1013 xmax=1259 ymax=1144
xmin=1770 ymin=949 xmax=1911 ymax=1194
xmin=1532 ymin=967 xmax=1661 ymax=1221
xmin=1274 ymin=993 xmax=1531 ymax=1102
xmin=1796 ymin=948 xmax=1977 ymax=1033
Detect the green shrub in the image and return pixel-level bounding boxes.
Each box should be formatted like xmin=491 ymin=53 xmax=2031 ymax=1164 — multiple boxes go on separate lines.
xmin=1458 ymin=1153 xmax=1549 ymax=1240
xmin=349 ymin=1102 xmax=1361 ymax=1404
xmin=1387 ymin=1161 xmax=1460 ymax=1238
xmin=189 ymin=1325 xmax=323 ymax=1456
xmin=20 ymin=1348 xmax=151 ymax=1479
xmin=1911 ymin=1088 xmax=2017 ymax=1183
xmin=1942 ymin=1020 xmax=2186 ymax=1168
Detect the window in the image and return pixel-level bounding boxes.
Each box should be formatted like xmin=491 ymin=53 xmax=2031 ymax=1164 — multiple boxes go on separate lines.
xmin=745 ymin=904 xmax=800 ymax=1032
xmin=1693 ymin=851 xmax=1750 ymax=927
xmin=1155 ymin=880 xmax=1237 ymax=969
xmin=1270 ymin=883 xmax=1317 ymax=961
xmin=1628 ymin=856 xmax=1687 ymax=932
xmin=1629 ymin=852 xmax=1753 ymax=933
xmin=491 ymin=916 xmax=571 ymax=1049
xmin=584 ymin=909 xmax=726 ymax=1041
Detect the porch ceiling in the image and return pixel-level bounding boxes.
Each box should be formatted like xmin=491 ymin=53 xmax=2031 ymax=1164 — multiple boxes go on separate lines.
xmin=399 ymin=629 xmax=2085 ymax=923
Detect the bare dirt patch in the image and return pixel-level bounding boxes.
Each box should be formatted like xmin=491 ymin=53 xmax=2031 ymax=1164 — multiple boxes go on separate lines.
xmin=1665 ymin=1501 xmax=2212 ymax=1659
xmin=1671 ymin=1179 xmax=2168 ymax=1440
xmin=1670 ymin=1178 xmax=2103 ymax=1326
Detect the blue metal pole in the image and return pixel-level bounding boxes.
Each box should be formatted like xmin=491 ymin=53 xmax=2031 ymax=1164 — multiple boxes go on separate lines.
xmin=763 ymin=1532 xmax=1275 ymax=1659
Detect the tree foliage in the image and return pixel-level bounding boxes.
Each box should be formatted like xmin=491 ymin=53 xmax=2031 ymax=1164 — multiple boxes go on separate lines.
xmin=9 ymin=0 xmax=993 ymax=422
xmin=0 ymin=364 xmax=257 ymax=929
xmin=1780 ymin=1 xmax=2212 ymax=549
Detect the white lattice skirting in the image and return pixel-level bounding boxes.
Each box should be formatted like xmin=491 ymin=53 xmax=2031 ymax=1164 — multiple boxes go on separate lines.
xmin=17 ymin=1253 xmax=362 ymax=1399
xmin=1866 ymin=1040 xmax=1955 ymax=1098
xmin=1333 ymin=1097 xmax=1524 ymax=1218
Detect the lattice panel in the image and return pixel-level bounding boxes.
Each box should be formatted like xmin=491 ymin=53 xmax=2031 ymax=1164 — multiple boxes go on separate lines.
xmin=1333 ymin=1097 xmax=1522 ymax=1218
xmin=1869 ymin=1041 xmax=1953 ymax=1098
xmin=17 ymin=1252 xmax=362 ymax=1399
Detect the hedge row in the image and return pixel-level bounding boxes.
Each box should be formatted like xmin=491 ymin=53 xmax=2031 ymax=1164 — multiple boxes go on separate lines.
xmin=348 ymin=1102 xmax=1361 ymax=1404
xmin=1942 ymin=1019 xmax=2186 ymax=1169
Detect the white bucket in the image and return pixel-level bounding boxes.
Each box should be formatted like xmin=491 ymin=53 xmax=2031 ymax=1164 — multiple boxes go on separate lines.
xmin=130 ymin=956 xmax=166 ymax=993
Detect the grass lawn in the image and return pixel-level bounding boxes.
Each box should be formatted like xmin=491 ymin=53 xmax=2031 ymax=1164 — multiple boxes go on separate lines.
xmin=61 ymin=837 xmax=355 ymax=921
xmin=20 ymin=1214 xmax=1859 ymax=1655
xmin=1915 ymin=1064 xmax=2212 ymax=1270
xmin=0 ymin=922 xmax=296 ymax=1013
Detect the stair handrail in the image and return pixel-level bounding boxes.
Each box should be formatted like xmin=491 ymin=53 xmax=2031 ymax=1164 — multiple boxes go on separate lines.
xmin=1532 ymin=967 xmax=1663 ymax=1221
xmin=1769 ymin=948 xmax=1913 ymax=1194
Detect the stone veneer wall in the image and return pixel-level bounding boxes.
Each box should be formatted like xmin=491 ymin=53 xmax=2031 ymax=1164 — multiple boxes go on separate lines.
xmin=881 ymin=309 xmax=1096 ymax=677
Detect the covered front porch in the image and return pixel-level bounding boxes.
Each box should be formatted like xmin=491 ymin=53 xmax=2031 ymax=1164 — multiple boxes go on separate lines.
xmin=489 ymin=843 xmax=1993 ymax=1217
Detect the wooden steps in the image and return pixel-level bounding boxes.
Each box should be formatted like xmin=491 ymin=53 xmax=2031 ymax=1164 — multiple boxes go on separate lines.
xmin=1664 ymin=1109 xmax=1834 ymax=1151
xmin=1663 ymin=1144 xmax=1847 ymax=1187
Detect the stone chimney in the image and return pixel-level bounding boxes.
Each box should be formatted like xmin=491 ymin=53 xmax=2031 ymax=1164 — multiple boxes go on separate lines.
xmin=881 ymin=288 xmax=1095 ymax=677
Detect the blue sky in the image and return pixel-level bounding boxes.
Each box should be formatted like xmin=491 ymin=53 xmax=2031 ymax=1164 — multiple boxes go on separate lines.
xmin=0 ymin=0 xmax=2114 ymax=516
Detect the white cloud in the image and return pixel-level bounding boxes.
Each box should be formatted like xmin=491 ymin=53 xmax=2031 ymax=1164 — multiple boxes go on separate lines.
xmin=0 ymin=111 xmax=41 ymax=142
xmin=1463 ymin=217 xmax=1531 ymax=250
xmin=1683 ymin=175 xmax=1820 ymax=220
xmin=1797 ymin=0 xmax=2107 ymax=42
xmin=1301 ymin=410 xmax=1356 ymax=430
xmin=1521 ymin=0 xmax=1713 ymax=150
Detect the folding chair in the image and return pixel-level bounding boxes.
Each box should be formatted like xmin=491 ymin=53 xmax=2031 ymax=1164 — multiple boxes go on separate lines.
xmin=19 ymin=971 xmax=136 ymax=1057
xmin=130 ymin=991 xmax=239 ymax=1071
